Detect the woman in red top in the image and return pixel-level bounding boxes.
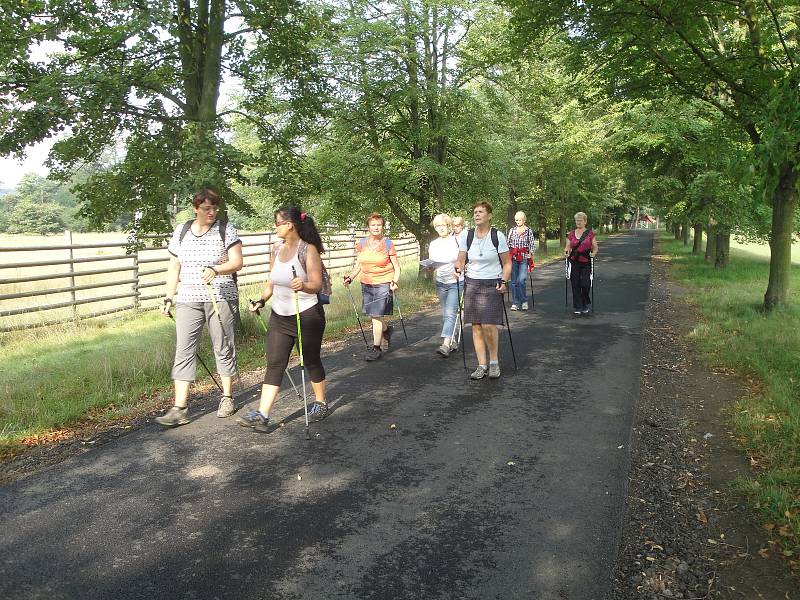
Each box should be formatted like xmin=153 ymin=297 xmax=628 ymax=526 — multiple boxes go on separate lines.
xmin=343 ymin=213 xmax=401 ymax=361
xmin=563 ymin=211 xmax=599 ymax=315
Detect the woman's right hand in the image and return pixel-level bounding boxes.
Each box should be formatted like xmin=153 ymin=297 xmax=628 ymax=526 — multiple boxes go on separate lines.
xmin=249 ymin=299 xmax=266 ymax=313
xmin=343 ymin=275 xmax=352 ymax=286
xmin=161 ymin=297 xmax=173 ymax=317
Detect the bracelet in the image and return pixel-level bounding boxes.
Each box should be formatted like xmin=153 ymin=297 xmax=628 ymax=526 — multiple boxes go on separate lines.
xmin=163 ymin=297 xmax=173 ymax=306
xmin=255 ymin=299 xmax=266 ymax=309
xmin=205 ymin=265 xmax=218 ymax=275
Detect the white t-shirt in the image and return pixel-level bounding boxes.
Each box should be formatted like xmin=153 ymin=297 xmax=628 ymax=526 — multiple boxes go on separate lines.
xmin=168 ymin=220 xmax=241 ymax=303
xmin=458 ymin=228 xmax=509 ymax=280
xmin=428 ymin=236 xmax=461 ymax=284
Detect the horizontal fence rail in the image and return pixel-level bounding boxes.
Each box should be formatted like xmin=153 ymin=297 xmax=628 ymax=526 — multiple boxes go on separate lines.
xmin=0 ymin=227 xmax=420 ymax=332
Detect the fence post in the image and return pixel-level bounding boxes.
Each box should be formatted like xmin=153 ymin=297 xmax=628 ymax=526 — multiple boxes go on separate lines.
xmin=132 ymin=246 xmax=140 ymax=311
xmin=65 ymin=229 xmax=77 ymax=321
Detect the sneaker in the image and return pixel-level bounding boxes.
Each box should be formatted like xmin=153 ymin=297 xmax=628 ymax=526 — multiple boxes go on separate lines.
xmin=365 ymin=346 xmax=382 ymax=361
xmin=216 ymin=395 xmax=235 ymax=418
xmin=510 ymin=304 xmax=519 ymax=311
xmin=470 ymin=365 xmax=488 ymax=380
xmin=155 ymin=406 xmax=190 ymax=428
xmin=581 ymin=307 xmax=591 ymax=314
xmin=449 ymin=340 xmax=459 ymax=353
xmin=236 ymin=410 xmax=270 ymax=433
xmin=521 ymin=302 xmax=529 ymax=311
xmin=383 ymin=325 xmax=394 ymax=348
xmin=573 ymin=309 xmax=582 ymax=315
xmin=436 ymin=343 xmax=451 ymax=357
xmin=488 ymin=364 xmax=501 ymax=379
xmin=308 ymin=402 xmax=329 ymax=422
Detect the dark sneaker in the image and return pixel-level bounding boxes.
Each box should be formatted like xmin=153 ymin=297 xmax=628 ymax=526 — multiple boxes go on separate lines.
xmin=155 ymin=406 xmax=190 ymax=428
xmin=488 ymin=364 xmax=501 ymax=379
xmin=236 ymin=410 xmax=270 ymax=433
xmin=383 ymin=325 xmax=394 ymax=348
xmin=436 ymin=343 xmax=451 ymax=357
xmin=470 ymin=365 xmax=488 ymax=380
xmin=365 ymin=346 xmax=382 ymax=361
xmin=308 ymin=402 xmax=329 ymax=422
xmin=216 ymin=395 xmax=235 ymax=418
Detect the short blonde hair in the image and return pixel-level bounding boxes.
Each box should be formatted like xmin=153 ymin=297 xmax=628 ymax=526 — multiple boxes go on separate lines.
xmin=574 ymin=212 xmax=588 ymax=221
xmin=514 ymin=211 xmax=527 ymax=222
xmin=452 ymin=216 xmax=466 ymax=227
xmin=432 ymin=213 xmax=452 ymax=227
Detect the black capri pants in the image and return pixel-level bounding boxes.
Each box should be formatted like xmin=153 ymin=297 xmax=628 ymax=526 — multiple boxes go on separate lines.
xmin=569 ymin=260 xmax=592 ymax=309
xmin=264 ymin=304 xmax=326 ymax=386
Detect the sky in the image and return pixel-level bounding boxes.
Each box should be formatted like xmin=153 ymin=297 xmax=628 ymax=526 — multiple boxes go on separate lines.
xmin=0 ymin=139 xmax=54 ymax=189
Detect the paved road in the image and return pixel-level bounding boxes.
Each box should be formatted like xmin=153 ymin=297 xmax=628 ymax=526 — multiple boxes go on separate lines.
xmin=1 ymin=232 xmax=653 ymax=600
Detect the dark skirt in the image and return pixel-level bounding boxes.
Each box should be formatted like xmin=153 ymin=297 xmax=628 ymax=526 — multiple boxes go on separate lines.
xmin=463 ymin=277 xmax=504 ymax=325
xmin=361 ymin=282 xmax=394 ymax=317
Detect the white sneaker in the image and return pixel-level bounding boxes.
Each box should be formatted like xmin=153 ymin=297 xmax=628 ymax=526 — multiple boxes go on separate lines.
xmin=521 ymin=302 xmax=529 ymax=310
xmin=510 ymin=304 xmax=519 ymax=311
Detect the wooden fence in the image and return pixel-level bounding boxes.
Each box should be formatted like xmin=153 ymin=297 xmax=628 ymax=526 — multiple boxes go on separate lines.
xmin=0 ymin=227 xmax=420 ymax=332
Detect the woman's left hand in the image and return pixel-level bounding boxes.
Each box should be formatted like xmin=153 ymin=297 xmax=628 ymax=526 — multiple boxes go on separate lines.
xmin=389 ymin=281 xmax=398 ymax=292
xmin=496 ymin=281 xmax=507 ymax=294
xmin=290 ymin=276 xmax=304 ymax=292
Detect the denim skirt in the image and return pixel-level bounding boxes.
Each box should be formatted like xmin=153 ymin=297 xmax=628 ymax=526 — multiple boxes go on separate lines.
xmin=361 ymin=282 xmax=394 ymax=317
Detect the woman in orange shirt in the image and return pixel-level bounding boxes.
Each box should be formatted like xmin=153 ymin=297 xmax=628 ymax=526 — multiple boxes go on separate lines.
xmin=343 ymin=213 xmax=401 ymax=361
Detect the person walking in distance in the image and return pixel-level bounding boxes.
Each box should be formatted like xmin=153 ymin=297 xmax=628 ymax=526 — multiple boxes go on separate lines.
xmin=343 ymin=213 xmax=401 ymax=362
xmin=454 ymin=202 xmax=512 ymax=380
xmin=156 ymin=188 xmax=243 ymax=427
xmin=507 ymin=211 xmax=536 ymax=311
xmin=427 ymin=213 xmax=462 ymax=357
xmin=238 ymin=206 xmax=329 ymax=432
xmin=564 ymin=211 xmax=599 ymax=315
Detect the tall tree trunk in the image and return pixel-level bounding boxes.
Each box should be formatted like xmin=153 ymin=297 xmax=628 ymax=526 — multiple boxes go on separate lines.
xmin=559 ymin=207 xmax=566 ymax=247
xmin=692 ymin=223 xmax=703 ymax=253
xmin=537 ymin=202 xmax=548 ymax=255
xmin=682 ymin=220 xmax=690 ymax=246
xmin=506 ymin=187 xmax=518 ymax=231
xmin=714 ymin=226 xmax=730 ymax=269
xmin=763 ymin=164 xmax=799 ymax=310
xmin=704 ymin=223 xmax=717 ymax=263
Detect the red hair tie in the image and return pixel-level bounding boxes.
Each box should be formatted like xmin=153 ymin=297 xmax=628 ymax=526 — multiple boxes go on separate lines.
xmin=300 ymin=212 xmax=307 ymax=221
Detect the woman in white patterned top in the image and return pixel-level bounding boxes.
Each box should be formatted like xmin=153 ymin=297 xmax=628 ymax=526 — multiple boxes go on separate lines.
xmin=155 ymin=189 xmax=243 ymax=428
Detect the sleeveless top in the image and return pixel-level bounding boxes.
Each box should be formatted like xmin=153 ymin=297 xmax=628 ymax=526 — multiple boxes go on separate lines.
xmin=269 ymin=244 xmax=319 ymax=316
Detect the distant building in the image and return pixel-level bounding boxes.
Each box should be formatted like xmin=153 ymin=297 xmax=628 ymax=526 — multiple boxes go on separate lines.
xmin=631 ymin=214 xmax=657 ymax=229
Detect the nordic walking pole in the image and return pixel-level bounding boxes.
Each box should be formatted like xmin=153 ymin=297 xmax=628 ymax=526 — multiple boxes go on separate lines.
xmin=564 ymin=258 xmax=570 ymax=310
xmin=590 ymin=255 xmax=595 ymax=313
xmin=291 ymin=267 xmax=310 ymax=439
xmin=248 ymin=299 xmax=301 ymax=399
xmin=344 ymin=281 xmax=369 ymax=348
xmin=455 ymin=276 xmax=467 ymax=372
xmin=393 ymin=288 xmax=409 ymax=345
xmin=166 ymin=308 xmax=224 ymax=393
xmin=499 ymin=280 xmax=518 ymax=370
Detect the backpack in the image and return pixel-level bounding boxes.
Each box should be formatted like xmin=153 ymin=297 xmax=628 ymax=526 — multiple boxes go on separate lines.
xmin=358 ymin=236 xmax=392 ymax=254
xmin=465 ymin=227 xmax=501 ymax=265
xmin=297 ymin=240 xmax=332 ymax=305
xmin=179 ymin=218 xmax=238 ymax=284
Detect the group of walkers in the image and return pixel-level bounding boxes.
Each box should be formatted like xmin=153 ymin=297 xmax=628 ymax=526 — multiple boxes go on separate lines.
xmin=155 ymin=188 xmax=598 ymax=431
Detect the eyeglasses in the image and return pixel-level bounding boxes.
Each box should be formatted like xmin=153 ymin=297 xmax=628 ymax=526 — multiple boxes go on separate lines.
xmin=275 ymin=220 xmax=290 ymax=227
xmin=196 ymin=205 xmax=219 ymax=213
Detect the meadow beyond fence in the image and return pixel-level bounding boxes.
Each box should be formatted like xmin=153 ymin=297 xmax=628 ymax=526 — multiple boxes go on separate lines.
xmin=0 ymin=228 xmax=420 ymax=332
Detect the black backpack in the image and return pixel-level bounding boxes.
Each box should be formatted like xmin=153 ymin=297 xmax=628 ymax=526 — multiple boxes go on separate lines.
xmin=178 ymin=218 xmax=238 ymax=283
xmin=465 ymin=227 xmax=501 ymax=264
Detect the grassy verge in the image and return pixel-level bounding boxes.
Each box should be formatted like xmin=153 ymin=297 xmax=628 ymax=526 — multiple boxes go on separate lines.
xmin=0 ymin=258 xmax=435 ymax=455
xmin=660 ymin=233 xmax=800 ymax=568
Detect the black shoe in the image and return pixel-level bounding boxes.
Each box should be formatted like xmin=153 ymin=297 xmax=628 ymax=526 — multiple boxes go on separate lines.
xmin=365 ymin=346 xmax=382 ymax=361
xmin=308 ymin=402 xmax=329 ymax=422
xmin=383 ymin=325 xmax=394 ymax=348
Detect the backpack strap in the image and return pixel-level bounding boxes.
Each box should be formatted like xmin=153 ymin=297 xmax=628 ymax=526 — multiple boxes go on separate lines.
xmin=385 ymin=238 xmax=391 ymax=254
xmin=178 ymin=219 xmax=194 ymax=243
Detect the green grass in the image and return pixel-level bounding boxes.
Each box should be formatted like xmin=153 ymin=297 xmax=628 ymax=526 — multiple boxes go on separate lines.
xmin=0 ymin=258 xmax=434 ymax=454
xmin=660 ymin=233 xmax=800 ymax=566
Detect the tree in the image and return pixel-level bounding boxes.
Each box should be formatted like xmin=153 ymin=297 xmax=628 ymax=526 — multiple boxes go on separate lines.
xmin=508 ymin=0 xmax=799 ymax=310
xmin=0 ymin=0 xmax=326 ymax=236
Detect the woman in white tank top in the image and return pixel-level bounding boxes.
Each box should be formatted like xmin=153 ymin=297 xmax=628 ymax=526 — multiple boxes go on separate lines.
xmin=238 ymin=206 xmax=329 ymax=432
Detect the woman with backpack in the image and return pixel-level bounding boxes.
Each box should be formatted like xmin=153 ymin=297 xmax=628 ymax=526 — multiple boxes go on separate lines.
xmin=237 ymin=206 xmax=329 ymax=432
xmin=156 ymin=188 xmax=243 ymax=428
xmin=343 ymin=213 xmax=401 ymax=362
xmin=454 ymin=202 xmax=512 ymax=380
xmin=563 ymin=211 xmax=599 ymax=315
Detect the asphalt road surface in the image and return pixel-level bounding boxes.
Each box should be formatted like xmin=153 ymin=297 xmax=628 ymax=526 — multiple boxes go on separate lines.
xmin=1 ymin=231 xmax=654 ymax=600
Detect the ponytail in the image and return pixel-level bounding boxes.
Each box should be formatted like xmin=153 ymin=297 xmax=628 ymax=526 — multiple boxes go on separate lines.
xmin=274 ymin=205 xmax=325 ymax=254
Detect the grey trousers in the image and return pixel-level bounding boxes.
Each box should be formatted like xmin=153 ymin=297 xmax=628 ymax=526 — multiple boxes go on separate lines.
xmin=172 ymin=301 xmax=239 ymax=381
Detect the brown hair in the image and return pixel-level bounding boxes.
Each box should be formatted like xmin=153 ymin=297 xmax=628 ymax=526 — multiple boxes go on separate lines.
xmin=192 ymin=188 xmax=221 ymax=208
xmin=472 ymin=201 xmax=492 ymax=214
xmin=366 ymin=212 xmax=385 ymax=227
